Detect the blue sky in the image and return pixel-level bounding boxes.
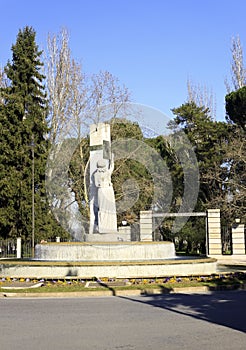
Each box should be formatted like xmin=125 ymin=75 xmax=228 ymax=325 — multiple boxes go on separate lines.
xmin=0 ymin=0 xmax=245 ymax=124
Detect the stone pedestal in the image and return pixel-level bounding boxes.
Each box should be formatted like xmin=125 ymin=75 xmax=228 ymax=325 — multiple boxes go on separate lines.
xmin=118 ymin=226 xmax=131 ymax=241
xmin=232 ymin=223 xmax=245 ymax=255
xmin=207 ymin=209 xmax=222 ymax=256
xmin=140 ymin=211 xmax=153 ymax=241
xmin=35 ymin=241 xmax=175 ymax=262
xmin=85 ymin=228 xmax=130 ymax=242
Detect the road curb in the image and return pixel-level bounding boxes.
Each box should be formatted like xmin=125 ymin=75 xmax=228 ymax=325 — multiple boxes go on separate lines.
xmin=1 ymin=284 xmax=245 ymax=298
xmin=0 ymin=288 xmax=206 ymax=298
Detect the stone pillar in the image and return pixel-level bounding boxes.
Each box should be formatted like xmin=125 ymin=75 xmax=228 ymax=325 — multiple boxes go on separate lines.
xmin=118 ymin=226 xmax=131 ymax=241
xmin=16 ymin=237 xmax=22 ymax=259
xmin=89 ymin=123 xmax=111 ymax=234
xmin=140 ymin=211 xmax=153 ymax=241
xmin=232 ymin=222 xmax=245 ymax=255
xmin=207 ymin=209 xmax=222 ymax=256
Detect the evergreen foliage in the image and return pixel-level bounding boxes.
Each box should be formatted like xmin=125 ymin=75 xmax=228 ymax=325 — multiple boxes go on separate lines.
xmin=167 ymin=101 xmax=245 ymax=241
xmin=0 ymin=27 xmax=245 ymax=251
xmin=0 ymin=26 xmax=65 ymax=241
xmin=225 ymin=86 xmax=246 ymax=130
xmin=171 ymin=102 xmax=228 ymax=208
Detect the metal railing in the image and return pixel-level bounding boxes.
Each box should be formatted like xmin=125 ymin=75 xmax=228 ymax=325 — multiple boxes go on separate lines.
xmin=221 ymin=226 xmax=232 ymax=255
xmin=0 ymin=239 xmax=32 ymax=259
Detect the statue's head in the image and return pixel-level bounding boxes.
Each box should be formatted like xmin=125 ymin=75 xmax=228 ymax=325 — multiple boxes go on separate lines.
xmin=97 ymin=159 xmax=107 ymax=168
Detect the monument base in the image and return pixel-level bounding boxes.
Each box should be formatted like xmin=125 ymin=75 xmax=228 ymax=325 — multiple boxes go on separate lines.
xmin=25 ymin=241 xmax=218 ymax=279
xmin=35 ymin=241 xmax=176 ymax=262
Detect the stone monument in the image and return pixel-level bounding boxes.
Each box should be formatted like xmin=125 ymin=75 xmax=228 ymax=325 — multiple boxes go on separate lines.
xmin=33 ymin=121 xmax=217 ymax=277
xmin=87 ymin=122 xmax=122 ymax=241
xmin=89 ymin=123 xmax=111 ymax=234
xmin=94 ymin=156 xmax=117 ymax=233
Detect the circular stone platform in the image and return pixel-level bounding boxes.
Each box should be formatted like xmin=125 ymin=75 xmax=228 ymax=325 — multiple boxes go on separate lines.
xmin=0 ymin=242 xmax=217 ymax=279
xmin=0 ymin=257 xmax=217 ymax=279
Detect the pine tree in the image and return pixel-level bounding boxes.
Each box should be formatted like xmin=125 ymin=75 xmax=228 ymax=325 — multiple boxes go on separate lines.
xmin=225 ymin=86 xmax=246 ymax=130
xmin=170 ymin=102 xmax=234 ymax=218
xmin=0 ymin=27 xmax=57 ymax=240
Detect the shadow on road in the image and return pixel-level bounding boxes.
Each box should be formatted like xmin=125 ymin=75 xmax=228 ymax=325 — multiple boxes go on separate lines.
xmin=118 ymin=290 xmax=246 ymax=334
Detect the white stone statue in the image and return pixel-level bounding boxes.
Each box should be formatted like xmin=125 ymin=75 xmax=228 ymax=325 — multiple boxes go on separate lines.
xmin=94 ymin=154 xmax=117 ymax=233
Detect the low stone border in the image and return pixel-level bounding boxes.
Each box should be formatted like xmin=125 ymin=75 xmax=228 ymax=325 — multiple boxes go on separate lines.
xmin=1 ymin=284 xmax=246 ymax=298
xmin=0 ymin=257 xmax=217 ymax=279
xmin=0 ymin=257 xmax=216 ymax=266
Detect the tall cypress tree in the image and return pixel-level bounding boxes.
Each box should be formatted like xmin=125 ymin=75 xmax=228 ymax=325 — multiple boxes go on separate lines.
xmin=0 ymin=27 xmax=49 ymax=239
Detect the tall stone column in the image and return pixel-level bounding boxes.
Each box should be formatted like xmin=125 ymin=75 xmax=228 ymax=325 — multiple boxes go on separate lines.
xmin=140 ymin=211 xmax=153 ymax=241
xmin=89 ymin=123 xmax=111 ymax=234
xmin=207 ymin=209 xmax=222 ymax=256
xmin=232 ymin=222 xmax=245 ymax=255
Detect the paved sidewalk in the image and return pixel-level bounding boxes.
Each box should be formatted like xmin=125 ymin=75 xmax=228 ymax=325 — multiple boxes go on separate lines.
xmin=216 ymin=257 xmax=246 ymax=275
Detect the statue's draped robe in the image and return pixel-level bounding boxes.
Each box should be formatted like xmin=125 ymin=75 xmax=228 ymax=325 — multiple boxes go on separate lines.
xmin=94 ymin=163 xmax=117 ymax=233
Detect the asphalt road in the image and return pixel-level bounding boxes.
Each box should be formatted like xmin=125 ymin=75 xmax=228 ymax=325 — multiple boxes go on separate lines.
xmin=0 ymin=291 xmax=245 ymax=350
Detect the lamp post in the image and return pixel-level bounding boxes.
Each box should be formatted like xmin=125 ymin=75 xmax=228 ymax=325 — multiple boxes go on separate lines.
xmin=31 ymin=134 xmax=35 ymax=258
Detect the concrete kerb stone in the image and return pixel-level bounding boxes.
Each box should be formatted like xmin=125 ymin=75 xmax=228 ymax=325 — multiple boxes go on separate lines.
xmin=1 ymin=284 xmax=246 ymax=299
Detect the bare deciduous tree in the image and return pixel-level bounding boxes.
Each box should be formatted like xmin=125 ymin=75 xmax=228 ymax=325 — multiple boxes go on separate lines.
xmin=45 ymin=29 xmax=132 ymax=143
xmin=187 ymin=78 xmax=216 ymax=119
xmin=88 ymin=70 xmax=131 ymax=124
xmin=0 ymin=67 xmax=8 ymax=103
xmin=0 ymin=67 xmax=4 ymax=88
xmin=44 ymin=28 xmax=89 ymax=236
xmin=45 ymin=28 xmax=88 ymax=144
xmin=225 ymin=35 xmax=246 ymax=93
xmin=44 ymin=28 xmax=133 ymax=236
